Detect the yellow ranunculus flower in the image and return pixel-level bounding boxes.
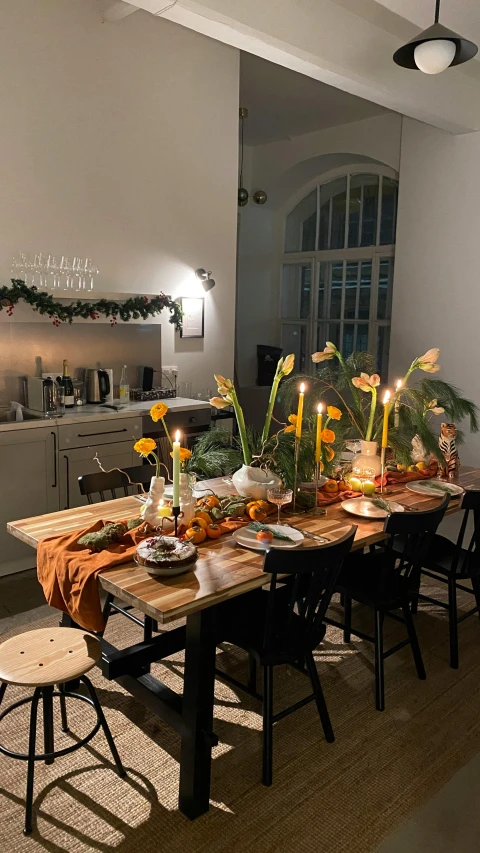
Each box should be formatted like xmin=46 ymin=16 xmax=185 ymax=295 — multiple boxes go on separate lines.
xmin=150 ymin=401 xmax=168 ymax=422
xmin=170 ymin=447 xmax=192 ymax=462
xmin=134 ymin=437 xmax=157 ymax=457
xmin=321 ymin=428 xmax=336 ymax=444
xmin=327 ymin=406 xmax=342 ymax=421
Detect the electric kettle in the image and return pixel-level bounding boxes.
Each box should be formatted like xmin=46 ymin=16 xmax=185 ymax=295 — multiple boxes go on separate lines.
xmin=85 ymin=368 xmax=110 ymax=404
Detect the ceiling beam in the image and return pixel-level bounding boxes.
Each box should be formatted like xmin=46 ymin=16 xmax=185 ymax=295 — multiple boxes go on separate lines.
xmin=97 ymin=1 xmax=139 ymax=23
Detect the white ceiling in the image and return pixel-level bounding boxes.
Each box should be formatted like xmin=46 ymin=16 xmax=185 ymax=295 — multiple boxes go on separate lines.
xmin=240 ymin=53 xmax=388 ymax=146
xmin=371 ymin=0 xmax=479 ymax=34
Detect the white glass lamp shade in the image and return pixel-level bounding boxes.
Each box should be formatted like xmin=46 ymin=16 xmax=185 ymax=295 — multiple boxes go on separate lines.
xmin=414 ymin=39 xmax=456 ymax=74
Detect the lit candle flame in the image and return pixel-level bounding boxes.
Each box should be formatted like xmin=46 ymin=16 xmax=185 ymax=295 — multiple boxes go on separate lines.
xmin=395 ymin=379 xmax=403 ymax=391
xmin=317 ymin=402 xmax=323 ymax=414
xmin=299 ymin=382 xmax=305 ymax=393
xmin=383 ymin=390 xmax=391 ymax=405
xmin=175 ymin=430 xmax=181 ymax=442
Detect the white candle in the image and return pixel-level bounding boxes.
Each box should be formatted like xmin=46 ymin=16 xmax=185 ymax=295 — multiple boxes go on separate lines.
xmin=172 ymin=430 xmax=181 ymax=508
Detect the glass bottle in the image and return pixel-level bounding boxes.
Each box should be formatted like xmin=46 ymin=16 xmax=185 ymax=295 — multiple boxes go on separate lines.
xmin=119 ymin=365 xmax=130 ymax=403
xmin=61 ymin=359 xmax=74 ymax=408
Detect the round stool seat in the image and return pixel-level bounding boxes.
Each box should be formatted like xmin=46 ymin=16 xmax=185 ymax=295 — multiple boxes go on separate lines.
xmin=0 ymin=628 xmax=101 ymax=687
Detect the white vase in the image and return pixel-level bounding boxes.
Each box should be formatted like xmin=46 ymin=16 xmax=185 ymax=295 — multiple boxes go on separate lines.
xmin=143 ymin=475 xmax=166 ymax=528
xmin=232 ymin=465 xmax=282 ymax=501
xmin=354 ymin=440 xmax=382 ymax=477
xmin=179 ymin=472 xmax=196 ymax=526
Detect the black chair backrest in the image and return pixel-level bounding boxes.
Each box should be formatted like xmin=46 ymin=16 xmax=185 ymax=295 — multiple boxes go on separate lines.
xmin=78 ymin=464 xmax=156 ymax=504
xmin=261 ymin=526 xmax=357 ymax=654
xmin=383 ymin=494 xmax=450 ymax=581
xmin=449 ymin=488 xmax=480 ymax=574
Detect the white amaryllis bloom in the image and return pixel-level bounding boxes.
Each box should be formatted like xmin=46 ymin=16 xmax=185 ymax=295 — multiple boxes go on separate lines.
xmin=419 ymin=348 xmax=440 ymax=364
xmin=280 ymin=353 xmax=295 ymax=376
xmin=312 ymin=342 xmax=337 ymax=363
xmin=214 ymin=374 xmax=233 ymax=391
xmin=419 ymin=362 xmax=441 ymax=373
xmin=428 ymin=399 xmax=445 ymax=414
xmin=351 ymin=372 xmax=380 ymax=392
xmin=209 ymin=396 xmax=231 ymax=409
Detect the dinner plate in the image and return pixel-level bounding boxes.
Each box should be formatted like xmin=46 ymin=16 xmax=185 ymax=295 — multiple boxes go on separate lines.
xmin=232 ymin=524 xmax=304 ymax=552
xmin=406 ymin=480 xmax=464 ymax=498
xmin=341 ymin=497 xmax=405 ymax=519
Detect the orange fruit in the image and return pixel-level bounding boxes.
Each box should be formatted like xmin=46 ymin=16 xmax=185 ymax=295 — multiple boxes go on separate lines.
xmin=323 ymin=479 xmax=339 ymax=494
xmin=256 ymin=530 xmax=273 ymax=543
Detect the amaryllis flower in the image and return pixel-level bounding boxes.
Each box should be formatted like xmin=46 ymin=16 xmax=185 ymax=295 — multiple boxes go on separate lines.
xmin=312 ymin=342 xmax=337 ymax=363
xmin=351 ymin=372 xmax=380 ymax=392
xmin=209 ymin=396 xmax=231 ymax=409
xmin=214 ymin=374 xmax=233 ymax=392
xmin=428 ymin=399 xmax=445 ymax=415
xmin=280 ymin=353 xmax=295 ymax=376
xmin=416 ymin=348 xmax=440 ymax=373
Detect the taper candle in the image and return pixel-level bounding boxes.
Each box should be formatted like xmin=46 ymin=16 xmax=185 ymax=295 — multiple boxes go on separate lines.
xmin=382 ymin=390 xmax=391 ymax=449
xmin=296 ymin=382 xmax=305 ymax=439
xmin=394 ymin=379 xmax=402 ymax=428
xmin=172 ymin=430 xmax=181 ymax=508
xmin=315 ymin=403 xmax=323 ymax=463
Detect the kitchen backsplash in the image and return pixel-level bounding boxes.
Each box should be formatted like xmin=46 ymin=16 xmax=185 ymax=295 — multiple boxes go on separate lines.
xmin=0 ymin=321 xmax=161 ymax=406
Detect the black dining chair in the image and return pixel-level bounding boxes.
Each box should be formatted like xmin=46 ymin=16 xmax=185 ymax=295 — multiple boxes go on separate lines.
xmin=78 ymin=464 xmax=158 ymax=640
xmin=215 ymin=526 xmax=357 ymax=786
xmin=329 ymin=497 xmax=450 ymax=712
xmin=409 ymin=489 xmax=480 ymax=669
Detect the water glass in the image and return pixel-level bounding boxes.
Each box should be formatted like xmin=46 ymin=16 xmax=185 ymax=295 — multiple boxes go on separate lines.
xmin=56 ymin=386 xmax=65 ymax=417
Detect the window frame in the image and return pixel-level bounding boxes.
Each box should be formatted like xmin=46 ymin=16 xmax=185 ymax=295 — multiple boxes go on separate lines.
xmin=278 ymin=165 xmax=398 ymax=376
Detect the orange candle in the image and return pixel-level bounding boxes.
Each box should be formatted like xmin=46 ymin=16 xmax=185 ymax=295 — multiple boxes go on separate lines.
xmin=296 ymin=382 xmax=305 ymax=440
xmin=315 ymin=403 xmax=323 ymax=463
xmin=382 ymin=390 xmax=391 ymax=449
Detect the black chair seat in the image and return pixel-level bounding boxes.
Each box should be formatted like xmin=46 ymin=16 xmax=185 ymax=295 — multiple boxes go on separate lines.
xmin=425 ymin=534 xmax=480 ymax=578
xmin=337 ymin=550 xmax=417 ymax=608
xmin=218 ymin=587 xmax=326 ymax=665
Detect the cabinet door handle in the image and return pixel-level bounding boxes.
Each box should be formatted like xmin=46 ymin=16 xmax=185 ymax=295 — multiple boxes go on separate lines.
xmin=77 ymin=428 xmax=128 ymax=438
xmin=51 ymin=431 xmax=57 ymax=488
xmin=64 ymin=455 xmax=70 ymax=509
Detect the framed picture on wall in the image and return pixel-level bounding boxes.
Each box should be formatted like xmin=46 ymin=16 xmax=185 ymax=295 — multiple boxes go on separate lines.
xmin=180 ymin=296 xmax=204 ymax=338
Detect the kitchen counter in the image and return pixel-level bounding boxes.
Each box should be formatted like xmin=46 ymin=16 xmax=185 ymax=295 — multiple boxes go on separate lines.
xmin=0 ymin=397 xmax=210 ymax=433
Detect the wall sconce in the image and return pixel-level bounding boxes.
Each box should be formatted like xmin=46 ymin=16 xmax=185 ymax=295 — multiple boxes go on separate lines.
xmin=195 ymin=268 xmax=216 ymax=292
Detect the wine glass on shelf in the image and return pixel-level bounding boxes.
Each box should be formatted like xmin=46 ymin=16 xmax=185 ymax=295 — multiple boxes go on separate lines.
xmin=267 ymin=487 xmax=293 ymax=526
xmin=73 ymin=257 xmax=85 ymax=291
xmin=47 ymin=255 xmax=60 ymax=289
xmin=60 ymin=256 xmax=74 ymax=290
xmin=84 ymin=258 xmax=98 ymax=290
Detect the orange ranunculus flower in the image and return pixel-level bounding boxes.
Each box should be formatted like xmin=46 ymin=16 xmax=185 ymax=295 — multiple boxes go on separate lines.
xmin=287 ymin=414 xmax=297 ymax=424
xmin=134 ymin=437 xmax=157 ymax=457
xmin=150 ymin=401 xmax=168 ymax=422
xmin=170 ymin=447 xmax=192 ymax=462
xmin=284 ymin=425 xmax=296 ymax=433
xmin=327 ymin=406 xmax=342 ymax=421
xmin=325 ymin=445 xmax=335 ymax=462
xmin=321 ymin=428 xmax=336 ymax=444
xmin=311 ymin=342 xmax=337 ymax=363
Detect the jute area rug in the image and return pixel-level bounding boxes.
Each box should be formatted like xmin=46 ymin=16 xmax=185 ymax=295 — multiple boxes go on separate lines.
xmin=1 ymin=578 xmax=480 ymax=853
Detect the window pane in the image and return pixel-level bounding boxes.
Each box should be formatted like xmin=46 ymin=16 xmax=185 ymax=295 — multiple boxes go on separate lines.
xmin=342 ymin=324 xmax=355 ymax=360
xmin=281 ymin=264 xmax=311 ymax=320
xmin=318 ymin=262 xmax=326 ymax=319
xmin=344 ymin=262 xmax=358 ymax=320
xmin=358 ymin=261 xmax=372 ymax=320
xmin=377 ymin=325 xmax=391 ymax=378
xmin=317 ymin=322 xmax=340 ymax=352
xmin=282 ymin=324 xmax=307 ymax=373
xmin=356 ymin=323 xmax=369 ymax=352
xmin=319 ymin=177 xmax=347 ymax=249
xmin=360 ymin=175 xmax=379 ymax=247
xmin=377 ymin=258 xmax=394 ymax=320
xmin=348 ymin=178 xmax=361 ymax=248
xmin=380 ymin=178 xmax=398 ymax=245
xmin=284 ymin=189 xmax=317 ymax=252
xmin=330 ymin=262 xmax=343 ymax=320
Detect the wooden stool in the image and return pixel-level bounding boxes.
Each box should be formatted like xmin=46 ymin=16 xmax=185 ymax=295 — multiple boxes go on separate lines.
xmin=0 ymin=627 xmax=126 ymax=835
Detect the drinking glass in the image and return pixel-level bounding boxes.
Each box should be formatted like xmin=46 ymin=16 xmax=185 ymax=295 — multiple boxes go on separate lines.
xmin=56 ymin=386 xmax=65 ymax=417
xmin=352 ymin=465 xmax=376 ymax=497
xmin=267 ymin=487 xmax=293 ymax=525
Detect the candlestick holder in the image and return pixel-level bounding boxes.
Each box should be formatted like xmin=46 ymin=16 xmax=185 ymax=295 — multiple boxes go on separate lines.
xmin=172 ymin=506 xmax=182 ymax=537
xmin=380 ymin=447 xmax=386 ymax=494
xmin=293 ymin=439 xmax=300 ymax=512
xmin=314 ymin=461 xmax=327 ymax=516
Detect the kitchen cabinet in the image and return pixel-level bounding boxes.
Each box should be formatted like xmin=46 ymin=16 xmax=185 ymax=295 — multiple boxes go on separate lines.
xmin=59 ymin=441 xmax=139 ymax=509
xmin=0 ymin=427 xmax=58 ymax=576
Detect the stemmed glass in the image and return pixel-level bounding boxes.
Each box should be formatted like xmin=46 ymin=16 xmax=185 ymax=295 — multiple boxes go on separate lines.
xmin=267 ymin=487 xmax=293 ymax=525
xmin=352 ymin=465 xmax=376 ymax=498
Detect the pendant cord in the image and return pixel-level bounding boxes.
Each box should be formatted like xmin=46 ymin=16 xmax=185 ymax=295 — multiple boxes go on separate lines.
xmin=435 ymin=0 xmax=441 ymax=23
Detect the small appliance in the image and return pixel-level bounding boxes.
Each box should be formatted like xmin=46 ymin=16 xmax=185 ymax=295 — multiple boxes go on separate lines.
xmin=85 ymin=368 xmax=110 ymax=404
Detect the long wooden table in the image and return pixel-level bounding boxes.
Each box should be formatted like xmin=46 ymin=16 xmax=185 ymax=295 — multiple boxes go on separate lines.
xmin=7 ymin=469 xmax=480 ymax=819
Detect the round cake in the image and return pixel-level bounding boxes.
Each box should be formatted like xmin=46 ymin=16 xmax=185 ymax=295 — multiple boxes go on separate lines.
xmin=135 ymin=535 xmax=197 ymax=576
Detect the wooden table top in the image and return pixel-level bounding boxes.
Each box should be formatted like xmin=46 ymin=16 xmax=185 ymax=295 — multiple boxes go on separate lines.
xmin=7 ymin=469 xmax=480 ymax=625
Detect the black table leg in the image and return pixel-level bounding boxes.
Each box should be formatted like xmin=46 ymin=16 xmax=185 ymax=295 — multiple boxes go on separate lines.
xmin=59 ymin=612 xmax=81 ymax=691
xmin=178 ymin=607 xmax=217 ymax=820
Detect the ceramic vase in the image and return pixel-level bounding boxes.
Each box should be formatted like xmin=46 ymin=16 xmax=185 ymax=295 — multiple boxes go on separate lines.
xmin=179 ymin=472 xmax=196 ymax=526
xmin=143 ymin=476 xmax=166 ymax=527
xmin=354 ymin=440 xmax=382 ymax=477
xmin=232 ymin=464 xmax=282 ymax=501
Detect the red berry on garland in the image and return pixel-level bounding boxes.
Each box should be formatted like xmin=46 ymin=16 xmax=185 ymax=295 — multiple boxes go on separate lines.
xmin=143 ymin=296 xmax=148 ymax=303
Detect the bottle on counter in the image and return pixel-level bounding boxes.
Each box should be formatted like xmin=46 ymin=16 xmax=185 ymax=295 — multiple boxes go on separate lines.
xmin=61 ymin=359 xmax=74 ymax=408
xmin=119 ymin=365 xmax=130 ymax=403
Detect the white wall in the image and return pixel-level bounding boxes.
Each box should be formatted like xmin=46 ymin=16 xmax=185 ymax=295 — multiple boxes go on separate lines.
xmin=391 ymin=117 xmax=480 ymax=464
xmin=236 ymin=113 xmax=402 ymax=387
xmin=0 ymin=0 xmax=239 ymax=392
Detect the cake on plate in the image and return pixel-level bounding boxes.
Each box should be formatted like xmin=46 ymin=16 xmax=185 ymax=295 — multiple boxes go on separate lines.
xmin=135 ymin=535 xmax=197 ymax=576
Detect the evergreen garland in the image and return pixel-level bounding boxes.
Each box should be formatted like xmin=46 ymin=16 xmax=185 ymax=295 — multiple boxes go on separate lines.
xmin=0 ymin=279 xmax=183 ymax=330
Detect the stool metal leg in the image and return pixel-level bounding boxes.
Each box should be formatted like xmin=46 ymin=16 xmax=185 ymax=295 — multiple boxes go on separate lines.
xmin=81 ymin=676 xmax=126 ymax=778
xmin=42 ymin=686 xmax=54 ymax=766
xmin=59 ymin=684 xmax=69 ymax=733
xmin=24 ymin=687 xmax=41 ymax=836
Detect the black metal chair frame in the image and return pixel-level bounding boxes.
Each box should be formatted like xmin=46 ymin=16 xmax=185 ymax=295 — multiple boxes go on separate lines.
xmin=412 ymin=489 xmax=480 ymax=669
xmin=326 ymin=497 xmax=450 ymax=711
xmin=0 ymin=676 xmax=125 ymax=835
xmin=215 ymin=526 xmax=357 ymax=786
xmin=78 ymin=464 xmax=159 ymax=640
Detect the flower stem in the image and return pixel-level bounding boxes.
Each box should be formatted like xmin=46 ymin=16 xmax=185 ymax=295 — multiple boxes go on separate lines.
xmin=230 ymin=388 xmax=251 ymax=465
xmin=149 ymin=451 xmax=161 ymax=478
xmin=365 ymin=388 xmax=377 ymax=441
xmin=261 ymin=366 xmax=282 ymax=446
xmin=161 ymin=417 xmax=173 ymax=449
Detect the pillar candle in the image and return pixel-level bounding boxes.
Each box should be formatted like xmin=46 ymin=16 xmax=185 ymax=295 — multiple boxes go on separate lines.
xmin=296 ymin=383 xmax=305 ymax=440
xmin=172 ymin=430 xmax=181 ymax=508
xmin=315 ymin=403 xmax=323 ymax=463
xmin=382 ymin=390 xmax=391 ymax=449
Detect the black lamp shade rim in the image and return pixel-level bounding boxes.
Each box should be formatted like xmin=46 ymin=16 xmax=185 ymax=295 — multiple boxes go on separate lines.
xmin=393 ymin=21 xmax=478 ymax=69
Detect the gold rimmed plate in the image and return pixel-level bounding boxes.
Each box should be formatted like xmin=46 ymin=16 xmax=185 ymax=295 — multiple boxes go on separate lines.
xmin=406 ymin=480 xmax=464 ymax=498
xmin=232 ymin=524 xmax=304 ymax=552
xmin=341 ymin=497 xmax=405 ymax=519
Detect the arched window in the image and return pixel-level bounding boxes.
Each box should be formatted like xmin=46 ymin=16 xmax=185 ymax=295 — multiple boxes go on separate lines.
xmin=280 ymin=169 xmax=398 ymax=377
